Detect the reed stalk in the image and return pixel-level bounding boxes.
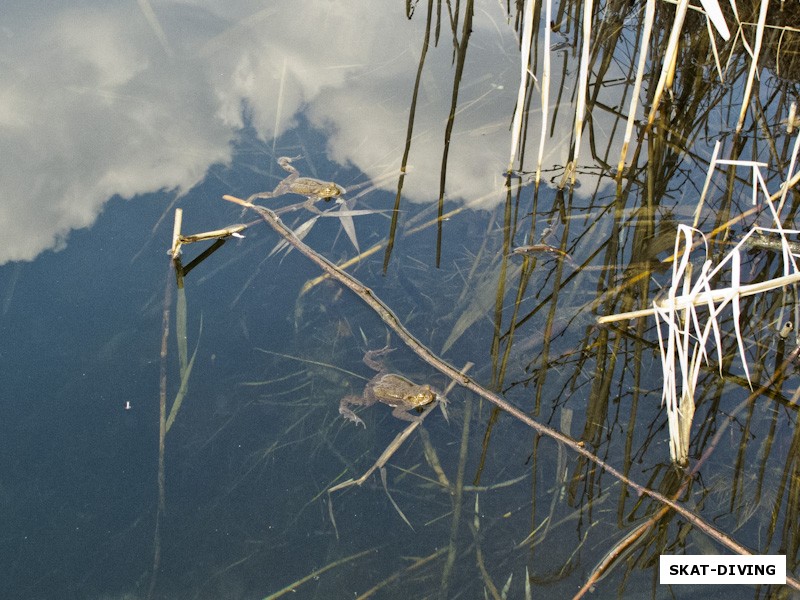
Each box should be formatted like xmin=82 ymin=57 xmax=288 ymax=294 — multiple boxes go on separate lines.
xmin=221 ymin=192 xmax=777 ymax=563
xmin=535 ymin=0 xmax=551 ymax=183
xmin=569 ymin=0 xmax=592 ymax=184
xmin=646 ymin=0 xmax=690 ymax=127
xmin=509 ymin=0 xmax=536 ymax=173
xmin=616 ymin=0 xmax=655 ymax=175
xmin=735 ymin=0 xmax=770 ymax=133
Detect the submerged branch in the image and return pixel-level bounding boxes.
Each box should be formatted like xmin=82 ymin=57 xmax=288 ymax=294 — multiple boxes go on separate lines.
xmin=221 ymin=193 xmax=788 ymax=571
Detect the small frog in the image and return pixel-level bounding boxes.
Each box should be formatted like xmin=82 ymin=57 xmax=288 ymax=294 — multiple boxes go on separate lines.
xmin=339 ymin=347 xmax=445 ymax=428
xmin=246 ymin=156 xmax=345 ymax=213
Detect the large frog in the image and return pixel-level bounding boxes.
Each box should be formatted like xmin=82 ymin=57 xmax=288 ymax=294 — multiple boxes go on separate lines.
xmin=246 ymin=156 xmax=345 ymax=212
xmin=339 ymin=347 xmax=445 ymax=428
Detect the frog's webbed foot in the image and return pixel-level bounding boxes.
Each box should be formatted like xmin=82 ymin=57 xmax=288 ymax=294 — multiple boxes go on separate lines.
xmin=339 ymin=396 xmax=367 ymax=428
xmin=363 ymin=346 xmax=394 ymax=371
xmin=277 ymin=155 xmax=302 ymax=174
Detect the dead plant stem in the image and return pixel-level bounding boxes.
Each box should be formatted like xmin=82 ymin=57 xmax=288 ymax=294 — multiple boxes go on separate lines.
xmin=221 ymin=194 xmax=775 ymax=577
xmin=147 ymin=261 xmax=172 ymax=600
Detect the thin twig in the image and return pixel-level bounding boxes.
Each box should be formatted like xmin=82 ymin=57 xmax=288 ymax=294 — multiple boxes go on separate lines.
xmin=221 ymin=193 xmax=785 ymax=569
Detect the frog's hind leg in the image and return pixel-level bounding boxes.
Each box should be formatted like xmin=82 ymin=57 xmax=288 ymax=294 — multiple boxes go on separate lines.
xmin=242 ymin=181 xmax=292 ymax=217
xmin=240 ymin=189 xmax=279 ymax=219
xmin=277 ymin=156 xmax=302 ymax=174
xmin=363 ymin=346 xmax=395 ymax=371
xmin=244 ymin=190 xmax=277 ymax=204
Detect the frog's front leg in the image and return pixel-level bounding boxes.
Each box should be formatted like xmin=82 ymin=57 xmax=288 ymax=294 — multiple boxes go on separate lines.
xmin=339 ymin=394 xmax=376 ymax=428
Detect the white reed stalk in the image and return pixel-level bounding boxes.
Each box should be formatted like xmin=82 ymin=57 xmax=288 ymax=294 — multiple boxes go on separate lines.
xmin=698 ymin=0 xmax=730 ymax=40
xmin=735 ymin=0 xmax=769 ymax=133
xmin=646 ymin=0 xmax=690 ymax=126
xmin=508 ymin=0 xmax=536 ymax=173
xmin=570 ymin=0 xmax=593 ymax=184
xmin=606 ymin=155 xmax=800 ymax=464
xmin=171 ymin=208 xmax=183 ymax=258
xmin=654 ymin=224 xmax=697 ymax=463
xmin=601 ymin=269 xmax=800 ymax=323
xmin=692 ymin=141 xmax=722 ymax=227
xmin=706 ymin=19 xmax=724 ymax=83
xmin=535 ymin=0 xmax=551 ymax=183
xmin=617 ymin=0 xmax=655 ymax=175
xmin=775 ymin=126 xmax=800 ymax=213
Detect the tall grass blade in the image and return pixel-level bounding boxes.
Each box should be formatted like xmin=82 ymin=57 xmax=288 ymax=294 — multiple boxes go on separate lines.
xmin=380 ymin=467 xmax=414 ymax=531
xmin=269 ymin=216 xmax=319 ymax=257
xmin=176 ymin=278 xmax=188 ymax=374
xmin=436 ymin=0 xmax=474 ymax=267
xmin=166 ymin=319 xmax=202 ymax=433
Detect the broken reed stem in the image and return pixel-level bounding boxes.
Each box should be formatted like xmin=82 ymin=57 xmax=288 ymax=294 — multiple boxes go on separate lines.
xmin=170 ymin=208 xmax=183 ymax=258
xmin=439 ymin=393 xmax=473 ymax=598
xmin=597 ymin=271 xmax=800 ymax=324
xmin=221 ymin=193 xmax=768 ymax=561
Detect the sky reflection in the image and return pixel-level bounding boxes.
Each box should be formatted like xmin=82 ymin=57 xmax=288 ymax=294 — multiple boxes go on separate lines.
xmin=1 ymin=0 xmax=614 ymax=264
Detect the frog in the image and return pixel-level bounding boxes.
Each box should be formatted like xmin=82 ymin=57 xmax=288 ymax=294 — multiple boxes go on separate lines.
xmin=246 ymin=156 xmax=345 ymax=213
xmin=339 ymin=346 xmax=445 ymax=428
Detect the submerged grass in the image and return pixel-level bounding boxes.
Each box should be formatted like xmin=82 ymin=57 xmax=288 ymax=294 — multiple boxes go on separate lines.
xmin=144 ymin=0 xmax=800 ymax=597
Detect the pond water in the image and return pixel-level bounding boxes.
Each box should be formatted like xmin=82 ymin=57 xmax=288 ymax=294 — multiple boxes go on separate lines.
xmin=2 ymin=1 xmax=799 ymax=599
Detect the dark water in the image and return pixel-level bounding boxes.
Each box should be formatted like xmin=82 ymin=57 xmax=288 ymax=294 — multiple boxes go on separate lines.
xmin=1 ymin=1 xmax=799 ymax=599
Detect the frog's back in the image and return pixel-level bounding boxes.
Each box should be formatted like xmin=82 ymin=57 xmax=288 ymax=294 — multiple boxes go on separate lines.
xmin=290 ymin=177 xmax=344 ymax=198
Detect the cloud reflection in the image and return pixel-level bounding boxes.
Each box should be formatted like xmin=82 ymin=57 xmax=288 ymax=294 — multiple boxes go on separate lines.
xmin=1 ymin=0 xmax=593 ymax=264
